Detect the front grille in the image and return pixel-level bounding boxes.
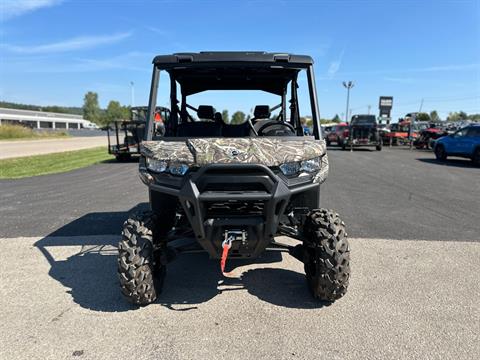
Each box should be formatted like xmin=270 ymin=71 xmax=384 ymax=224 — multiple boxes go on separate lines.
xmin=203 ymin=182 xmax=267 ymax=192
xmin=205 ymin=200 xmax=266 ymax=217
xmin=352 ymin=127 xmax=375 ymax=140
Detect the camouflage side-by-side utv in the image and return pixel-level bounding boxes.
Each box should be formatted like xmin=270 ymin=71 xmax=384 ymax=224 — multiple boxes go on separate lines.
xmin=118 ymin=52 xmax=350 ymax=305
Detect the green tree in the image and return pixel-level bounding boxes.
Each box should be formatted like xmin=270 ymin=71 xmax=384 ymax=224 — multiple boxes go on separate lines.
xmin=105 ymin=101 xmax=129 ymax=124
xmin=221 ymin=109 xmax=229 ymax=123
xmin=83 ymin=92 xmax=101 ymax=124
xmin=446 ymin=112 xmax=458 ymax=122
xmin=458 ymin=111 xmax=468 ymax=120
xmin=331 ymin=114 xmax=341 ymax=123
xmin=447 ymin=111 xmax=469 ymax=122
xmin=429 ymin=110 xmax=440 ymax=122
xmin=416 ymin=112 xmax=431 ymax=122
xmin=230 ymin=111 xmax=246 ymax=124
xmin=467 ymin=113 xmax=480 ymax=121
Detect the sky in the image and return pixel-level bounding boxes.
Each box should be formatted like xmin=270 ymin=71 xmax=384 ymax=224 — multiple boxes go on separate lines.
xmin=0 ymin=0 xmax=479 ymax=122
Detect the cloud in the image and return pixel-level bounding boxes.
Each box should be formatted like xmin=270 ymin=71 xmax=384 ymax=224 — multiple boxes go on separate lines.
xmin=337 ymin=63 xmax=480 ymax=77
xmin=1 ymin=31 xmax=133 ymax=54
xmin=327 ymin=49 xmax=345 ymax=78
xmin=145 ymin=26 xmax=187 ymax=50
xmin=407 ymin=64 xmax=480 ymax=73
xmin=1 ymin=0 xmax=63 ymax=20
xmin=3 ymin=51 xmax=152 ymax=73
xmin=145 ymin=26 xmax=169 ymax=36
xmin=384 ymin=77 xmax=415 ymax=84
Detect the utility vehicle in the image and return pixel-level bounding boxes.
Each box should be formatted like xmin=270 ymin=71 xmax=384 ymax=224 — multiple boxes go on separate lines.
xmin=118 ymin=52 xmax=350 ymax=305
xmin=107 ymin=106 xmax=169 ymax=161
xmin=343 ymin=114 xmax=382 ymax=151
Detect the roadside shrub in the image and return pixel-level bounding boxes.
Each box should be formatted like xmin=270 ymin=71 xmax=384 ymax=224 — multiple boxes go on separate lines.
xmin=0 ymin=124 xmax=69 ymax=140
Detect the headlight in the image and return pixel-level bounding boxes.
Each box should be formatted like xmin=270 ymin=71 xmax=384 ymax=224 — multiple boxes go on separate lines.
xmin=146 ymin=158 xmax=189 ymax=176
xmin=279 ymin=157 xmax=321 ymax=177
xmin=300 ymin=157 xmax=321 ymax=173
xmin=168 ymin=163 xmax=189 ymax=176
xmin=279 ymin=162 xmax=301 ymax=176
xmin=146 ymin=158 xmax=167 ymax=173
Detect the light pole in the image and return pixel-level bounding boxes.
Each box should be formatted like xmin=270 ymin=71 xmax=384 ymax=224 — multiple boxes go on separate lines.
xmin=342 ymin=81 xmax=354 ymax=123
xmin=130 ymin=81 xmax=135 ymax=107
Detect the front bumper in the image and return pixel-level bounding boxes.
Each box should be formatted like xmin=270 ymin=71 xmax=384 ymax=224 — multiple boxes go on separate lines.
xmin=143 ymin=163 xmax=319 ymax=259
xmin=345 ymin=139 xmax=379 ymax=146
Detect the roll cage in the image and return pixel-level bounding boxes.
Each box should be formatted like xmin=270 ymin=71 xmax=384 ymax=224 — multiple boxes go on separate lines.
xmin=144 ymin=52 xmax=322 ymax=140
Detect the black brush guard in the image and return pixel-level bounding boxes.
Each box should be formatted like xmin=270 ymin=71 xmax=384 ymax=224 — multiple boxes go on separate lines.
xmin=177 ymin=164 xmax=291 ymax=259
xmin=349 ymin=125 xmax=380 ymax=146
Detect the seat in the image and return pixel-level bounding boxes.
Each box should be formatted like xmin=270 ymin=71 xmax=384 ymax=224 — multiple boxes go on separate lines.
xmin=177 ymin=122 xmax=222 ymax=137
xmin=222 ymin=122 xmax=251 ymax=137
xmin=252 ymin=105 xmax=273 ymax=133
xmin=252 ymin=105 xmax=271 ymax=123
xmin=176 ymin=105 xmax=222 ymax=137
xmin=197 ymin=105 xmax=215 ymax=121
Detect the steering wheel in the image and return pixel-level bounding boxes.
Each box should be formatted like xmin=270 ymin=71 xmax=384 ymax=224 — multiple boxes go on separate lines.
xmin=257 ymin=120 xmax=296 ymax=136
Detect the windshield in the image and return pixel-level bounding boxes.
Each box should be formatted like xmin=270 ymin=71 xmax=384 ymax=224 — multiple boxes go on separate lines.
xmin=351 ymin=115 xmax=376 ymax=125
xmin=146 ymin=65 xmax=320 ymax=140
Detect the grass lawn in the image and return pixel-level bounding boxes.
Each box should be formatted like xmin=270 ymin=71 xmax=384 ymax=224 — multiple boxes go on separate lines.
xmin=0 ymin=124 xmax=70 ymax=140
xmin=0 ymin=147 xmax=113 ymax=179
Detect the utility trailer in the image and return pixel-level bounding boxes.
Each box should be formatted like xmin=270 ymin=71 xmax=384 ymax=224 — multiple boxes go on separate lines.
xmin=107 ymin=106 xmax=169 ymax=161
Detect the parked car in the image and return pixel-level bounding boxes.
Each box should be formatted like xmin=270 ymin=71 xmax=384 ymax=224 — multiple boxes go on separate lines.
xmin=326 ymin=122 xmax=349 ymax=146
xmin=82 ymin=121 xmax=99 ymax=130
xmin=343 ymin=114 xmax=382 ymax=151
xmin=322 ymin=125 xmax=333 ymax=140
xmin=434 ymin=124 xmax=480 ymax=165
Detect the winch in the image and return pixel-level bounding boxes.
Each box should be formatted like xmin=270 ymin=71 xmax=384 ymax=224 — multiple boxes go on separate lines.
xmin=220 ymin=230 xmax=247 ymax=274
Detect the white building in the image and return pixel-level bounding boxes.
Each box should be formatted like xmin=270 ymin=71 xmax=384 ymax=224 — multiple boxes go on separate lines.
xmin=0 ymin=107 xmax=96 ymax=129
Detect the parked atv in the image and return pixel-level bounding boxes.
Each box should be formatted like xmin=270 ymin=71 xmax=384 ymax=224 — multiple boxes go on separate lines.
xmin=118 ymin=52 xmax=350 ymax=305
xmin=414 ymin=126 xmax=447 ymax=149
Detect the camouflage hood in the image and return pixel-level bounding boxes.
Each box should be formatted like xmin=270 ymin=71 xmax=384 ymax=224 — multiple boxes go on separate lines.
xmin=141 ymin=138 xmax=327 ymax=167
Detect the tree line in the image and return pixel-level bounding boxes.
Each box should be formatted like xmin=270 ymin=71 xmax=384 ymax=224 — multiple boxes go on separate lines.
xmin=0 ymin=101 xmax=83 ymax=115
xmin=3 ymin=96 xmax=479 ymax=125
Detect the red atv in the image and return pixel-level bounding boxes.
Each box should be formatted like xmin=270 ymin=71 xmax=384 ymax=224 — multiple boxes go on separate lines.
xmin=414 ymin=127 xmax=447 ymax=149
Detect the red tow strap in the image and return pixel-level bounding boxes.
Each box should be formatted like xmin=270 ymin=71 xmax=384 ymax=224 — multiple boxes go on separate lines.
xmin=220 ymin=241 xmax=231 ymax=274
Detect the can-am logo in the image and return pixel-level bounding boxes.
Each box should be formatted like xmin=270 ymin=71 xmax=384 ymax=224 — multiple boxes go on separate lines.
xmin=227 ymin=148 xmax=242 ymax=158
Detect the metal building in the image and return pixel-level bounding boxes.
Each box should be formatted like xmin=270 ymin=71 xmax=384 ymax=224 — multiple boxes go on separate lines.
xmin=0 ymin=107 xmax=95 ymax=129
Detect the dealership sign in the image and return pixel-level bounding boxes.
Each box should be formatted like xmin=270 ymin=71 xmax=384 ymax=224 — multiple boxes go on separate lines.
xmin=379 ymin=96 xmax=393 ymax=115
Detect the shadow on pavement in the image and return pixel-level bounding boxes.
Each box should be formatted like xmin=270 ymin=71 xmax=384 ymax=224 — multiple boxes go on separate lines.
xmin=417 ymin=158 xmax=478 ymax=168
xmin=35 ymin=206 xmax=323 ymax=312
xmin=48 ymin=203 xmax=149 ymax=236
xmin=241 ymin=268 xmax=328 ymax=309
xmin=327 ymin=147 xmax=375 ymax=152
xmin=101 ymin=157 xmax=140 ymax=164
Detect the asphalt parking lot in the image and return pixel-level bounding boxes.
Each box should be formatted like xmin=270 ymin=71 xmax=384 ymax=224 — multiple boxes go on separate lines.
xmin=0 ymin=147 xmax=479 ymax=360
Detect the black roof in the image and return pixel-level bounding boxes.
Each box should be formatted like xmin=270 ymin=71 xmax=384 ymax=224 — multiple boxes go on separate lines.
xmin=153 ymin=52 xmax=313 ymax=68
